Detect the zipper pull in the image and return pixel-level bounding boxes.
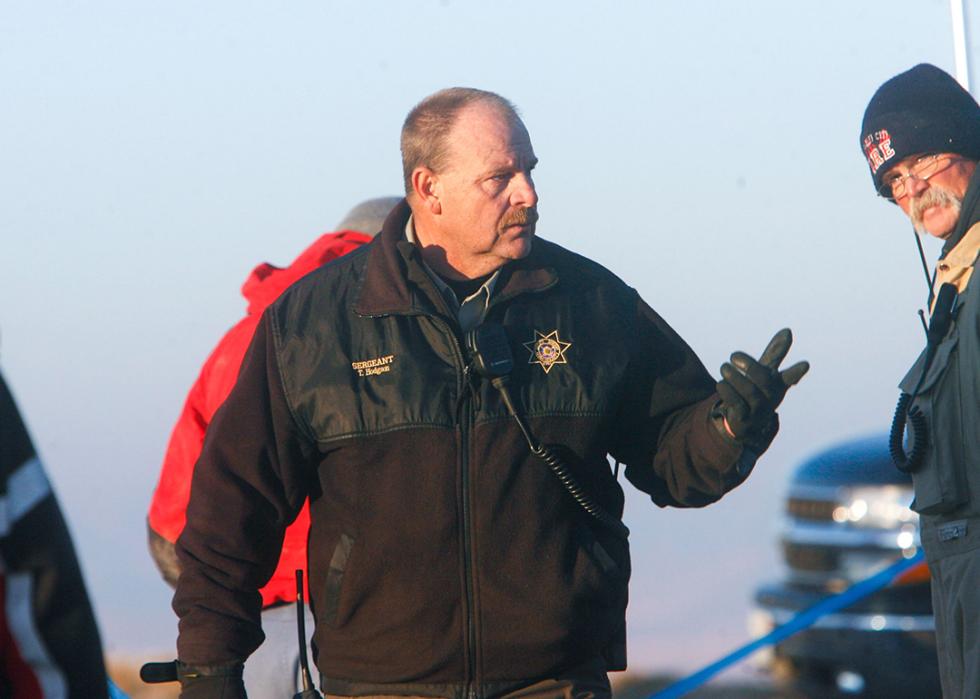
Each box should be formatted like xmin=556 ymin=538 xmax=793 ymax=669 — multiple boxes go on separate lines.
xmin=455 ymin=364 xmax=473 ymax=419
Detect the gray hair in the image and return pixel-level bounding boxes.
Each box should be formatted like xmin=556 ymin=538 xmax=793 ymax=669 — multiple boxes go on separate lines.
xmin=400 ymin=87 xmax=520 ymax=197
xmin=335 ymin=196 xmax=402 ymax=236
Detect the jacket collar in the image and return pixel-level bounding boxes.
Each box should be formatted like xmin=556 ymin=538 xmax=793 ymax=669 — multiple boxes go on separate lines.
xmin=940 ymin=165 xmax=980 ymax=258
xmin=354 ymin=199 xmax=558 ymax=317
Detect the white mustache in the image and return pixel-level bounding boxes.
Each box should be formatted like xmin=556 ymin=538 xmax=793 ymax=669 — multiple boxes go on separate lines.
xmin=910 ymin=186 xmax=961 ymax=232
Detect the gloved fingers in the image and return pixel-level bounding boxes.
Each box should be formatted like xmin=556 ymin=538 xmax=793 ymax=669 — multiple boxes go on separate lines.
xmin=730 ymin=351 xmax=784 ymax=403
xmin=757 ymin=328 xmax=793 ymax=370
xmin=720 ymin=362 xmax=770 ymax=410
xmin=716 ymin=378 xmax=749 ymax=418
xmin=779 ymin=360 xmax=810 ymax=387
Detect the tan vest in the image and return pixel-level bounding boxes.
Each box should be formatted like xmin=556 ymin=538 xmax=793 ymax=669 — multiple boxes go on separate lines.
xmin=931 ymin=221 xmax=980 ymax=310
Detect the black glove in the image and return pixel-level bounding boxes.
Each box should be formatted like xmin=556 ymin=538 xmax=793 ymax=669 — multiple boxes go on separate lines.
xmin=715 ymin=328 xmax=809 ymax=442
xmin=177 ymin=660 xmax=246 ymax=699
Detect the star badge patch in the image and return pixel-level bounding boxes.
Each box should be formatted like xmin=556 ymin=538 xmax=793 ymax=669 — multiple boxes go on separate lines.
xmin=524 ymin=329 xmax=572 ymax=374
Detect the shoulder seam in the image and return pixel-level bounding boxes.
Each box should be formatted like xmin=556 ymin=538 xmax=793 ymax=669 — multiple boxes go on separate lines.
xmin=268 ymin=310 xmax=319 ymax=444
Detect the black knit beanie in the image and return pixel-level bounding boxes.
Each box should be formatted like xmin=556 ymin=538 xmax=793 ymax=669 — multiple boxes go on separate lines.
xmin=860 ymin=63 xmax=980 ymax=196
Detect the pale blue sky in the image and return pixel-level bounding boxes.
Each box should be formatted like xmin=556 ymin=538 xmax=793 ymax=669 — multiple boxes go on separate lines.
xmin=1 ymin=0 xmax=974 ymax=679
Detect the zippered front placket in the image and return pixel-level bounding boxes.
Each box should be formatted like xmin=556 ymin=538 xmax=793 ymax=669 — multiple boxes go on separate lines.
xmin=406 ymin=267 xmax=554 ymax=696
xmin=424 ymin=313 xmax=479 ymax=694
xmin=458 ymin=389 xmax=478 ymax=698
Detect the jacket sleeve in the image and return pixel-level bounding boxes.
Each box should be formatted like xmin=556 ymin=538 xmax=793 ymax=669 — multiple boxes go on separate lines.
xmin=610 ymin=294 xmax=758 ymax=507
xmin=147 ymin=315 xmax=260 ymax=586
xmin=0 ymin=372 xmax=108 ymax=698
xmin=173 ymin=312 xmax=316 ymax=665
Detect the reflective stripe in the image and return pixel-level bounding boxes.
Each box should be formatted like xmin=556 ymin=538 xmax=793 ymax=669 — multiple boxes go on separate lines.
xmin=6 ymin=572 xmax=67 ymax=697
xmin=0 ymin=457 xmax=52 ymax=536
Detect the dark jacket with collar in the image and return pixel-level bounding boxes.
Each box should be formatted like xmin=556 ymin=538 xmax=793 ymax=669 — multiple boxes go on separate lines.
xmin=174 ymin=200 xmax=756 ymax=695
xmin=900 ymin=170 xmax=980 ymax=558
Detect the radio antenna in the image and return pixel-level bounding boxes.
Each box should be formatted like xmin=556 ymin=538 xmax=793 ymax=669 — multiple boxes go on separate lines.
xmin=912 ymin=227 xmax=936 ymax=309
xmin=294 ymin=569 xmax=321 ymax=698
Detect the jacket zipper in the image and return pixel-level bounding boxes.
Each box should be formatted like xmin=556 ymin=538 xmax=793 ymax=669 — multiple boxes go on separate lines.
xmin=403 ymin=272 xmax=552 ymax=695
xmin=459 ymin=388 xmax=478 ymax=698
xmin=426 ymin=314 xmax=478 ymax=694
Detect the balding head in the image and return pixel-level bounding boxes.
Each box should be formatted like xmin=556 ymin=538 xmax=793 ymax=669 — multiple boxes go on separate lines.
xmin=400 ymin=88 xmax=522 ymax=199
xmin=402 ymin=92 xmax=538 ymax=280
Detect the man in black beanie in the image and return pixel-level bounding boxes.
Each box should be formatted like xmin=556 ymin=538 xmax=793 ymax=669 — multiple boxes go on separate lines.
xmin=861 ymin=63 xmax=980 ymax=697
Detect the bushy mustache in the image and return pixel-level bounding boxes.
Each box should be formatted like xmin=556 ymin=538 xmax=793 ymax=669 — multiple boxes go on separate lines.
xmin=910 ymin=186 xmax=961 ymax=233
xmin=499 ymin=207 xmax=539 ymax=228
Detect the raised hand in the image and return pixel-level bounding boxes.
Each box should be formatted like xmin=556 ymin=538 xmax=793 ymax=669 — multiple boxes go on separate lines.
xmin=716 ymin=328 xmax=809 ymax=441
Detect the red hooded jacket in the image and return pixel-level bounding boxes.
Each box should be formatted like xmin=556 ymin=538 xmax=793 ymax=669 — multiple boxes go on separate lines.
xmin=148 ymin=231 xmax=371 ymax=606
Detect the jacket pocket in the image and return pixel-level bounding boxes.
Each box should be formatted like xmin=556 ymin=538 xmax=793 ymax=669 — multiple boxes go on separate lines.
xmin=573 ymin=522 xmax=630 ymax=587
xmin=899 ymin=336 xmax=969 ymax=515
xmin=570 ymin=521 xmax=630 ymax=666
xmin=899 ymin=335 xmax=958 ymax=396
xmin=322 ymin=533 xmax=354 ymax=627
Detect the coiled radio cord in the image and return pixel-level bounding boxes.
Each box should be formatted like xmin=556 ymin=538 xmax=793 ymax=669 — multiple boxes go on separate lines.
xmin=491 ymin=376 xmax=630 ymax=540
xmin=889 ymin=391 xmax=928 ymax=473
xmin=889 ymin=281 xmax=958 ymax=474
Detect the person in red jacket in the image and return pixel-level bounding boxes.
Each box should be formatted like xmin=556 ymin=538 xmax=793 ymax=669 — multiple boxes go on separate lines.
xmin=0 ymin=367 xmax=109 ymax=697
xmin=147 ymin=197 xmax=398 ymax=694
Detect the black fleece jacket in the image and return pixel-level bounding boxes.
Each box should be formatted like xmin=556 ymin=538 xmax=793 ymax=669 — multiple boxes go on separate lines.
xmin=174 ymin=201 xmax=760 ymax=696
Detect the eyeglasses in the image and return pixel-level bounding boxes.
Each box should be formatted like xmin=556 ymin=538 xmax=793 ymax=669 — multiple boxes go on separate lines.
xmin=878 ymin=153 xmax=964 ymax=200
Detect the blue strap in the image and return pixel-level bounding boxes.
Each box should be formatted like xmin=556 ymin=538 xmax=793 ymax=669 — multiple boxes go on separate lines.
xmin=109 ymin=677 xmax=130 ymax=699
xmin=649 ymin=551 xmax=926 ymax=699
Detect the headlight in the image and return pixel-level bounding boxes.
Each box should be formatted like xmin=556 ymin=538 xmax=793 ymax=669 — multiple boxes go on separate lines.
xmin=830 ymin=485 xmax=917 ymax=529
xmin=746 ymin=609 xmax=775 ymax=669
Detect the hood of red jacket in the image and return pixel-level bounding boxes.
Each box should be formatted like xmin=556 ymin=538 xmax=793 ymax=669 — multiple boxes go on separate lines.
xmin=240 ymin=230 xmax=372 ymax=315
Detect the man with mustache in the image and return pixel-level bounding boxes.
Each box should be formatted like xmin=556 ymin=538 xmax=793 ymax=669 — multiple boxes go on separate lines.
xmin=171 ymin=87 xmax=807 ymax=698
xmin=861 ymin=64 xmax=980 ymax=697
